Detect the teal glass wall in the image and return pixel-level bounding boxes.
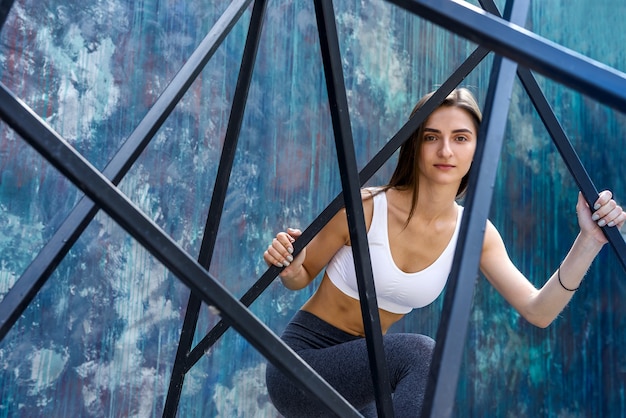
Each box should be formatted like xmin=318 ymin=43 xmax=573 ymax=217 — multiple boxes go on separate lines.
xmin=0 ymin=0 xmax=625 ymax=416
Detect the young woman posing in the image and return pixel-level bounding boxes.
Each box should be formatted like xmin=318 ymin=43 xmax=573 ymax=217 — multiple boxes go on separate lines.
xmin=263 ymin=88 xmax=625 ymax=417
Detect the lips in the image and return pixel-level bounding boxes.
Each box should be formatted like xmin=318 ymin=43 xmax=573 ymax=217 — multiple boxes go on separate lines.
xmin=434 ymin=164 xmax=455 ymax=170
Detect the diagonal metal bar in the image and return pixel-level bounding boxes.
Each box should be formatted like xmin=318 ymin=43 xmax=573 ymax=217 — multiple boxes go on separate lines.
xmin=0 ymin=0 xmax=253 ymax=342
xmin=0 ymin=0 xmax=15 ymax=32
xmin=475 ymin=0 xmax=626 ymax=271
xmin=163 ymin=0 xmax=268 ymax=416
xmin=423 ymin=1 xmax=529 ymax=415
xmin=185 ymin=46 xmax=490 ymax=368
xmin=387 ymin=0 xmax=626 ymax=114
xmin=0 ymin=84 xmax=362 ymax=418
xmin=0 ymin=2 xmax=622 ymax=417
xmin=516 ymin=68 xmax=626 ymax=270
xmin=314 ymin=0 xmax=394 ymax=415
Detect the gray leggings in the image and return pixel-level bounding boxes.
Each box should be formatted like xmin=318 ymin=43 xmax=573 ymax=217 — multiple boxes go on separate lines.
xmin=266 ymin=310 xmax=435 ymax=417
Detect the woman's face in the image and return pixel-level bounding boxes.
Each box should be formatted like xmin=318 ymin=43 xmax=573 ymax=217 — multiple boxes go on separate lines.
xmin=417 ymin=106 xmax=478 ymax=189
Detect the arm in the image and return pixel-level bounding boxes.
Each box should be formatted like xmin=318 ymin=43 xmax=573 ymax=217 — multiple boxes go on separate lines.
xmin=480 ymin=190 xmax=625 ymax=328
xmin=263 ymin=192 xmax=376 ymax=290
xmin=263 ymin=209 xmax=350 ymax=290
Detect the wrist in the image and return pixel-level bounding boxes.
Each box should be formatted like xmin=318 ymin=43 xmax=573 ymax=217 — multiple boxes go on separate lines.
xmin=577 ymin=231 xmax=606 ymax=252
xmin=279 ymin=264 xmax=305 ymax=287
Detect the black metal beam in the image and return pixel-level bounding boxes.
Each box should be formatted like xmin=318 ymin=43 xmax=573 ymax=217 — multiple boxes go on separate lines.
xmin=163 ymin=0 xmax=267 ymax=417
xmin=0 ymin=83 xmax=361 ymax=417
xmin=387 ymin=0 xmax=626 ymax=114
xmin=0 ymin=0 xmax=14 ymax=32
xmin=475 ymin=0 xmax=626 ymax=271
xmin=423 ymin=1 xmax=529 ymax=415
xmin=163 ymin=0 xmax=268 ymax=415
xmin=0 ymin=1 xmax=623 ymax=417
xmin=185 ymin=46 xmax=491 ymax=368
xmin=314 ymin=0 xmax=394 ymax=415
xmin=0 ymin=0 xmax=253 ymax=342
xmin=181 ymin=0 xmax=626 ymax=375
xmin=516 ymin=67 xmax=626 ymax=270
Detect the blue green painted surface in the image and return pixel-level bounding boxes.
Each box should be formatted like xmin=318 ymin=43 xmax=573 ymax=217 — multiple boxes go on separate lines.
xmin=0 ymin=0 xmax=625 ymax=416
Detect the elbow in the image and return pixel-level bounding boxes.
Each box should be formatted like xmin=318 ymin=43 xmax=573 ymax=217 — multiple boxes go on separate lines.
xmin=523 ymin=310 xmax=555 ymax=329
xmin=530 ymin=317 xmax=553 ymax=329
xmin=519 ymin=292 xmax=558 ymax=329
xmin=280 ymin=278 xmax=308 ymax=291
xmin=279 ymin=266 xmax=313 ymax=291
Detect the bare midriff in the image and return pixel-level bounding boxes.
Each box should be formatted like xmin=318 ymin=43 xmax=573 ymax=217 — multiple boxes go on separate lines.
xmin=301 ymin=273 xmax=405 ymax=337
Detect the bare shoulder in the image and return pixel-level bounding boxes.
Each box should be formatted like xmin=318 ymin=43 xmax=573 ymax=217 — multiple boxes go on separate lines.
xmin=361 ymin=186 xmax=379 ymax=201
xmin=483 ymin=219 xmax=506 ymax=250
xmin=334 ymin=188 xmax=379 ymax=246
xmin=480 ymin=219 xmax=512 ymax=276
xmin=362 ymin=187 xmax=381 ymax=229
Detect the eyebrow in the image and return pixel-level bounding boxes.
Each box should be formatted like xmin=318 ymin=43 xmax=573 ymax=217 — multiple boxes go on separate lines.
xmin=423 ymin=127 xmax=474 ymax=134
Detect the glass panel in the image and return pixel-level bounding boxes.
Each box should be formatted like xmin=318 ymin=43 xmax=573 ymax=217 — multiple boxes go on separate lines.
xmin=0 ymin=0 xmax=624 ymax=416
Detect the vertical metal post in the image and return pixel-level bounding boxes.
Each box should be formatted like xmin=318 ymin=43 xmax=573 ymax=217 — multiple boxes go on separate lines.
xmin=478 ymin=0 xmax=626 ymax=272
xmin=163 ymin=0 xmax=268 ymax=415
xmin=423 ymin=1 xmax=529 ymax=416
xmin=314 ymin=0 xmax=394 ymax=415
xmin=182 ymin=46 xmax=490 ymax=369
xmin=1 ymin=0 xmax=624 ymax=416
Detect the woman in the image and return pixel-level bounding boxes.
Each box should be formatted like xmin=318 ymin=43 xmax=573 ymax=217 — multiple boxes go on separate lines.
xmin=263 ymin=88 xmax=624 ymax=417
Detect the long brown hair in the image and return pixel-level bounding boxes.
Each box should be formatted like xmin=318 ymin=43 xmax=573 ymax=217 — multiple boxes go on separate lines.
xmin=385 ymin=88 xmax=482 ymax=222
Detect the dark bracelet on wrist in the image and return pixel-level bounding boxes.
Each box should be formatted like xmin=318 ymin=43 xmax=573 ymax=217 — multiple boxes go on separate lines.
xmin=557 ymin=267 xmax=579 ymax=291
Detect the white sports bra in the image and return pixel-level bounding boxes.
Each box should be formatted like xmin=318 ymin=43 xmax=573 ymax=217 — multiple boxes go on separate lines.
xmin=325 ymin=189 xmax=463 ymax=314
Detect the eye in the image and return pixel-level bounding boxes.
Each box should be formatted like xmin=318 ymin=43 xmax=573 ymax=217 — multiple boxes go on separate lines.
xmin=455 ymin=135 xmax=469 ymax=142
xmin=424 ymin=134 xmax=437 ymax=142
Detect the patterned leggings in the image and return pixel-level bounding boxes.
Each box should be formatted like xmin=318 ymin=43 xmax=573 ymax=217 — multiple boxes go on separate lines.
xmin=265 ymin=310 xmax=435 ymax=417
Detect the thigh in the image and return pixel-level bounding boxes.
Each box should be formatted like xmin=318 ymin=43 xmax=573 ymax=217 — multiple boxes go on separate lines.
xmin=382 ymin=333 xmax=435 ymax=384
xmin=382 ymin=333 xmax=435 ymax=417
xmin=266 ymin=333 xmax=434 ymax=417
xmin=266 ymin=337 xmax=374 ymax=417
xmin=301 ymin=333 xmax=434 ymax=391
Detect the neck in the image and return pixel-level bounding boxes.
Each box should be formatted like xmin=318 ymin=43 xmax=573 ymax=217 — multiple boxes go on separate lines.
xmin=393 ymin=182 xmax=459 ymax=223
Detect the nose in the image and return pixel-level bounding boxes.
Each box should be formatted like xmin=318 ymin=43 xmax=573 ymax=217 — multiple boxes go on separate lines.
xmin=438 ymin=138 xmax=453 ymax=158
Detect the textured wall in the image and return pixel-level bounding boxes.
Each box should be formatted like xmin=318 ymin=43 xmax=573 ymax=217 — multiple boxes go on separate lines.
xmin=0 ymin=0 xmax=625 ymax=417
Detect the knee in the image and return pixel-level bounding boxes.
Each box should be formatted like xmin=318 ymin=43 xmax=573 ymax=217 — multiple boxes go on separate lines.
xmin=382 ymin=334 xmax=436 ymax=392
xmin=395 ymin=333 xmax=434 ymax=351
xmin=386 ymin=333 xmax=435 ymax=367
xmin=412 ymin=333 xmax=435 ymax=349
xmin=408 ymin=334 xmax=435 ymax=362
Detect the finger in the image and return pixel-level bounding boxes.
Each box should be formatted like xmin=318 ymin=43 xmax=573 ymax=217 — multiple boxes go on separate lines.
xmin=577 ymin=192 xmax=590 ymax=211
xmin=271 ymin=238 xmax=294 ymax=264
xmin=265 ymin=246 xmax=286 ymax=267
xmin=275 ymin=234 xmax=295 ymax=254
xmin=593 ymin=190 xmax=613 ymax=210
xmin=592 ymin=199 xmax=617 ymax=224
xmin=603 ymin=204 xmax=624 ymax=227
xmin=266 ymin=245 xmax=293 ymax=267
xmin=264 ymin=249 xmax=283 ymax=268
xmin=287 ymin=228 xmax=302 ymax=240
